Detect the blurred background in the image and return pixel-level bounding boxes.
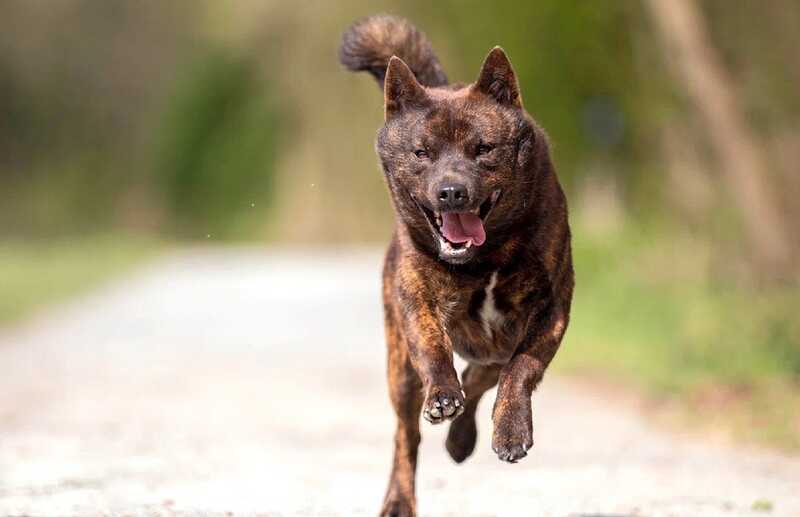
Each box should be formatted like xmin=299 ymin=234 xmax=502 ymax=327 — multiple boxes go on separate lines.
xmin=1 ymin=0 xmax=798 ymax=451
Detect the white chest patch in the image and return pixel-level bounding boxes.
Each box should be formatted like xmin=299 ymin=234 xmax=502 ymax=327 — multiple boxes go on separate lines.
xmin=479 ymin=271 xmax=504 ymax=337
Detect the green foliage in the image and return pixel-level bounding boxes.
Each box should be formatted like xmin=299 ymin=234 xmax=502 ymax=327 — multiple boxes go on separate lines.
xmin=557 ymin=220 xmax=800 ymax=449
xmin=562 ymin=223 xmax=800 ymax=389
xmin=153 ymin=50 xmax=282 ymax=239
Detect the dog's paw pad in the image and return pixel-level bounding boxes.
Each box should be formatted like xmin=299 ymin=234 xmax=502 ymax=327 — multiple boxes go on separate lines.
xmin=422 ymin=387 xmax=465 ymax=424
xmin=492 ymin=440 xmax=532 ymax=463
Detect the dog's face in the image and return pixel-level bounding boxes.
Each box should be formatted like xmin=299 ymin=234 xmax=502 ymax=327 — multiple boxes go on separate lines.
xmin=377 ymin=48 xmax=543 ymax=264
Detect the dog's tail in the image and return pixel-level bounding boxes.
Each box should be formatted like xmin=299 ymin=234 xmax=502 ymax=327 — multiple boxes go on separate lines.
xmin=339 ymin=15 xmax=448 ymax=88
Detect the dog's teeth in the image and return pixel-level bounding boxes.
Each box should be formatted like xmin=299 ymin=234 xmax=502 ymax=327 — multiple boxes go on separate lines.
xmin=465 ymin=240 xmax=472 ymax=249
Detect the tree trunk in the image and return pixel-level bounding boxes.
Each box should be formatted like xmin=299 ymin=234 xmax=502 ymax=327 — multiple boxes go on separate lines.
xmin=643 ymin=0 xmax=792 ymax=275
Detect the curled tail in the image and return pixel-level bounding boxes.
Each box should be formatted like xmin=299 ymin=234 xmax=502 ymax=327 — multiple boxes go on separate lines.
xmin=339 ymin=15 xmax=448 ymax=88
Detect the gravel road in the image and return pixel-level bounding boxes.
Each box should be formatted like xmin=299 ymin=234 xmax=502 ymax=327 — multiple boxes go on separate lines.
xmin=1 ymin=249 xmax=798 ymax=517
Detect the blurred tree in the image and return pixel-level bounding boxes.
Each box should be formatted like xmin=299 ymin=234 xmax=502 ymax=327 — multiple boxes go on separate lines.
xmin=153 ymin=50 xmax=282 ymax=239
xmin=0 ymin=1 xmax=199 ymax=236
xmin=645 ymin=0 xmax=793 ymax=275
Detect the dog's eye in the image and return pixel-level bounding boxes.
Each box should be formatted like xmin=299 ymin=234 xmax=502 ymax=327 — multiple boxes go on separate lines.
xmin=414 ymin=149 xmax=429 ymax=159
xmin=476 ymin=144 xmax=494 ymax=156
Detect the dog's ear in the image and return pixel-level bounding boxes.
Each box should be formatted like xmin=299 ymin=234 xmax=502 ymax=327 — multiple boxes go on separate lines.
xmin=474 ymin=47 xmax=522 ymax=108
xmin=384 ymin=56 xmax=428 ymax=120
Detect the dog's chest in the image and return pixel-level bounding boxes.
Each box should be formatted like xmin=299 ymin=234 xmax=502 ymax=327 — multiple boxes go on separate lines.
xmin=477 ymin=272 xmax=504 ymax=336
xmin=442 ymin=271 xmax=519 ymax=364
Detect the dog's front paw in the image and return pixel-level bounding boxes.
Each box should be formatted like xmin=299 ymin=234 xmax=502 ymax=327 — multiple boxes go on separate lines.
xmin=380 ymin=497 xmax=415 ymax=517
xmin=422 ymin=385 xmax=465 ymax=424
xmin=491 ymin=399 xmax=533 ymax=463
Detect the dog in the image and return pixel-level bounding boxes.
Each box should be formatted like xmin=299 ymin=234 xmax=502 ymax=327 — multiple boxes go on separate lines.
xmin=340 ymin=15 xmax=574 ymax=517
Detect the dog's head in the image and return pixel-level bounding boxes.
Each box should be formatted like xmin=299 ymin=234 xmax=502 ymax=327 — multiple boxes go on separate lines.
xmin=376 ymin=48 xmax=546 ymax=264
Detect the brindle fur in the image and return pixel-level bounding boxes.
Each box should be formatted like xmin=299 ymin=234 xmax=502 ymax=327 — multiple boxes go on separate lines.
xmin=341 ymin=15 xmax=574 ymax=517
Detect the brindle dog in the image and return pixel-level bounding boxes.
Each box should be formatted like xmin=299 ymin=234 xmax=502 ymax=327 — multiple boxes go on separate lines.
xmin=340 ymin=15 xmax=574 ymax=517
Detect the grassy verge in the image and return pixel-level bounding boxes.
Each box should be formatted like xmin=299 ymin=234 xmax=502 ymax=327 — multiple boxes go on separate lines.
xmin=0 ymin=235 xmax=160 ymax=325
xmin=556 ymin=222 xmax=800 ymax=451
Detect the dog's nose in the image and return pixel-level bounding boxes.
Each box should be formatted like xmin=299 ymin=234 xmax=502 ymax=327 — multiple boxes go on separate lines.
xmin=437 ymin=183 xmax=469 ymax=210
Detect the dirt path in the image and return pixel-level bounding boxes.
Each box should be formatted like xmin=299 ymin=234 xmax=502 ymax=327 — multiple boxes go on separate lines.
xmin=1 ymin=249 xmax=798 ymax=517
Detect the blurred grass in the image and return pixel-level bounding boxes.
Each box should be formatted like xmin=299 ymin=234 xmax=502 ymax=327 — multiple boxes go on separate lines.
xmin=0 ymin=235 xmax=159 ymax=325
xmin=557 ymin=220 xmax=800 ymax=450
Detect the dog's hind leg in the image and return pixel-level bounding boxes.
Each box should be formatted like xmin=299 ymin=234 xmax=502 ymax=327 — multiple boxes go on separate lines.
xmin=381 ymin=332 xmax=424 ymax=517
xmin=445 ymin=363 xmax=501 ymax=463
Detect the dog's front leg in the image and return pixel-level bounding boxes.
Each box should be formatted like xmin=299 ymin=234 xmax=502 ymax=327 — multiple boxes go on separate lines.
xmin=491 ymin=311 xmax=567 ymax=462
xmin=400 ymin=294 xmax=465 ymax=425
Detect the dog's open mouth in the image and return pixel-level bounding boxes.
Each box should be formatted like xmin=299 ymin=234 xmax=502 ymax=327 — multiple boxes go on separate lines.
xmin=415 ymin=190 xmax=501 ymax=257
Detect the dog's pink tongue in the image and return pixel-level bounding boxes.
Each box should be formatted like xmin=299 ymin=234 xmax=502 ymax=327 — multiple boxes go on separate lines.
xmin=441 ymin=212 xmax=486 ymax=246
